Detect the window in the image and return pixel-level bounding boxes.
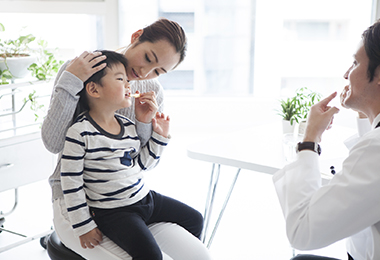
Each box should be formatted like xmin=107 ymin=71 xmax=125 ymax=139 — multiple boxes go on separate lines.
xmin=0 ymin=0 xmax=118 ymax=61
xmin=0 ymin=13 xmax=100 ymax=61
xmin=0 ymin=0 xmax=375 ymax=98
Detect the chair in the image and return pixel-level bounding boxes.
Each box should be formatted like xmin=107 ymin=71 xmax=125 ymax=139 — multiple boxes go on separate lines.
xmin=41 ymin=231 xmax=85 ymax=260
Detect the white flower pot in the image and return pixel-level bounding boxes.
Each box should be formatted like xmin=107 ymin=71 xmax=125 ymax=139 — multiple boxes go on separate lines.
xmin=0 ymin=55 xmax=36 ymax=78
xmin=298 ymin=120 xmax=307 ymax=135
xmin=282 ymin=119 xmax=295 ymax=134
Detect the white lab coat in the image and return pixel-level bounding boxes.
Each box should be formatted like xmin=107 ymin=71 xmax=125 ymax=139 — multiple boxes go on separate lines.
xmin=273 ymin=114 xmax=380 ymax=260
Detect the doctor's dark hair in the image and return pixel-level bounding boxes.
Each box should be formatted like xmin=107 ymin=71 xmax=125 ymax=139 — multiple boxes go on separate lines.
xmin=362 ymin=19 xmax=380 ymax=82
xmin=131 ymin=18 xmax=187 ymax=70
xmin=77 ymin=50 xmax=128 ymax=113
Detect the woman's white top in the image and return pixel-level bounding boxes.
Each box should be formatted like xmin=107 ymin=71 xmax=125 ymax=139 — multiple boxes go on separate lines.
xmin=273 ymin=115 xmax=380 ymax=260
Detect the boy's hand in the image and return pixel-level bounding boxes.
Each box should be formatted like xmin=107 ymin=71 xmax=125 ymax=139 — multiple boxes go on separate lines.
xmin=66 ymin=51 xmax=107 ymax=82
xmin=79 ymin=228 xmax=103 ymax=249
xmin=152 ymin=112 xmax=170 ymax=138
xmin=135 ymin=91 xmax=158 ymax=123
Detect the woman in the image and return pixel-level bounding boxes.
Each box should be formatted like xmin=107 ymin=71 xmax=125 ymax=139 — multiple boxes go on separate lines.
xmin=42 ymin=18 xmax=212 ymax=260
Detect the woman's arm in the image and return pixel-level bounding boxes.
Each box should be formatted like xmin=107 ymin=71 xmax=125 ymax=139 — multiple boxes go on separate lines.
xmin=41 ymin=52 xmax=107 ymax=154
xmin=41 ymin=61 xmax=83 ymax=154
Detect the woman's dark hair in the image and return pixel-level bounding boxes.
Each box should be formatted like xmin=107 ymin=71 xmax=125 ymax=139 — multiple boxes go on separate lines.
xmin=136 ymin=18 xmax=187 ymax=69
xmin=362 ymin=19 xmax=380 ymax=82
xmin=77 ymin=50 xmax=128 ymax=113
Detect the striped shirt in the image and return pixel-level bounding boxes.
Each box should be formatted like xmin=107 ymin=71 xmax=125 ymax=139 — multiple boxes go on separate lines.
xmin=61 ymin=112 xmax=169 ymax=237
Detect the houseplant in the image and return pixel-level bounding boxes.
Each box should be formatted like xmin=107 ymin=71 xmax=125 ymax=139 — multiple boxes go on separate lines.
xmin=278 ymin=87 xmax=321 ymax=134
xmin=0 ymin=23 xmax=37 ymax=79
xmin=28 ymin=39 xmax=64 ymax=81
xmin=278 ymin=97 xmax=299 ymax=133
xmin=0 ymin=22 xmax=64 ymax=121
xmin=293 ymin=87 xmax=321 ymax=123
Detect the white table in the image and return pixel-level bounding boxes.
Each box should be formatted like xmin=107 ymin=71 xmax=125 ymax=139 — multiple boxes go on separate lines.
xmin=187 ymin=122 xmax=355 ymax=248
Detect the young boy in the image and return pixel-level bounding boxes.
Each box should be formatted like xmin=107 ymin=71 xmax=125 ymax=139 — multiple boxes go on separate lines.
xmin=60 ymin=50 xmax=174 ymax=259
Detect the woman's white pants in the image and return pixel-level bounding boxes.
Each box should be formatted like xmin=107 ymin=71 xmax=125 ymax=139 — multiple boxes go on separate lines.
xmin=53 ymin=198 xmax=212 ymax=260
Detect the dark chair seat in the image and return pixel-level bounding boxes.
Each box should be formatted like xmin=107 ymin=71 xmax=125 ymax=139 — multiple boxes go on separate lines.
xmin=46 ymin=231 xmax=85 ymax=260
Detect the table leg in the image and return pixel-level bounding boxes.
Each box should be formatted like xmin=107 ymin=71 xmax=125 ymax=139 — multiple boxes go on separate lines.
xmin=201 ymin=163 xmax=220 ymax=243
xmin=201 ymin=163 xmax=241 ymax=248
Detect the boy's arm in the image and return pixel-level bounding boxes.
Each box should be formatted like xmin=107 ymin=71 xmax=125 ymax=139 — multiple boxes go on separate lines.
xmin=61 ymin=127 xmax=98 ymax=238
xmin=134 ymin=91 xmax=159 ymax=147
xmin=79 ymin=228 xmax=103 ymax=249
xmin=135 ymin=113 xmax=170 ymax=170
xmin=136 ymin=131 xmax=170 ymax=171
xmin=152 ymin=112 xmax=170 ymax=138
xmin=118 ymin=79 xmax=164 ymax=147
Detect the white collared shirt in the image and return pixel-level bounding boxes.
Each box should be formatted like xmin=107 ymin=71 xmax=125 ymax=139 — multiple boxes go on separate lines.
xmin=273 ymin=114 xmax=380 ymax=260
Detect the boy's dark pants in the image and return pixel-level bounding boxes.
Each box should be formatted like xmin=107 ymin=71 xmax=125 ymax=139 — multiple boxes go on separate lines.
xmin=90 ymin=190 xmax=204 ymax=260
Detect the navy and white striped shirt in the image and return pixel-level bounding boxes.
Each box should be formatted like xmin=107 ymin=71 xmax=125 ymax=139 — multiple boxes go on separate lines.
xmin=61 ymin=112 xmax=169 ymax=237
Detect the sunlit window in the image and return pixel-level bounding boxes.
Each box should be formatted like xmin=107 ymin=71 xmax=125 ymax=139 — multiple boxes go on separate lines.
xmin=0 ymin=0 xmax=375 ymax=98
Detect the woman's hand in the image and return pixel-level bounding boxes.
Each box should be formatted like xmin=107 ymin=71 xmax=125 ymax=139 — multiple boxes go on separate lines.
xmin=134 ymin=91 xmax=158 ymax=123
xmin=303 ymin=92 xmax=340 ymax=143
xmin=152 ymin=112 xmax=170 ymax=138
xmin=79 ymin=228 xmax=103 ymax=249
xmin=66 ymin=51 xmax=107 ymax=82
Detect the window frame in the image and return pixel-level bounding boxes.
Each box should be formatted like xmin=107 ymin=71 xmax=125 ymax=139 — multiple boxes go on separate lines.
xmin=0 ymin=0 xmax=119 ymax=50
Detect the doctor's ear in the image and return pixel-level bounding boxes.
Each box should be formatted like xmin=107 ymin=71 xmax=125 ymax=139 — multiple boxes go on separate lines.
xmin=86 ymin=82 xmax=100 ymax=98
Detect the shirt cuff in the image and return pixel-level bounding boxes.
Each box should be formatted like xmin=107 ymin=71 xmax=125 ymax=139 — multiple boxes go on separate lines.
xmin=58 ymin=70 xmax=84 ymax=97
xmin=135 ymin=119 xmax=152 ymax=146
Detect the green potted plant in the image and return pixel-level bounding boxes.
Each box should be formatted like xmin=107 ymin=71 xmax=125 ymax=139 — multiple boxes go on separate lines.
xmin=278 ymin=97 xmax=300 ymax=133
xmin=293 ymin=87 xmax=321 ymax=134
xmin=293 ymin=87 xmax=321 ymax=122
xmin=28 ymin=39 xmax=64 ymax=81
xmin=0 ymin=22 xmax=63 ymax=85
xmin=0 ymin=22 xmax=64 ymax=122
xmin=278 ymin=87 xmax=321 ymax=134
xmin=0 ymin=22 xmax=37 ymax=79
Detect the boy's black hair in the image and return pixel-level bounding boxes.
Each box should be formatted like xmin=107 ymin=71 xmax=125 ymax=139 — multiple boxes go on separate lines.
xmin=78 ymin=50 xmax=128 ymax=112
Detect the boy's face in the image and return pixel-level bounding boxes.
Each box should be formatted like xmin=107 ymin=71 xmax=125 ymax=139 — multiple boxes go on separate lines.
xmin=98 ymin=63 xmax=132 ymax=110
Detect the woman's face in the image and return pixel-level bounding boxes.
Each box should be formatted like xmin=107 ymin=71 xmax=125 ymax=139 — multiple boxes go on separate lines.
xmin=124 ymin=31 xmax=181 ymax=81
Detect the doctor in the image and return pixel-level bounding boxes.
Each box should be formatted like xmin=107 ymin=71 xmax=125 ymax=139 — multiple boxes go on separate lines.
xmin=273 ymin=20 xmax=380 ymax=260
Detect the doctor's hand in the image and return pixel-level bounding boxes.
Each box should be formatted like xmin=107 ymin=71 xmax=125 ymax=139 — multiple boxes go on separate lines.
xmin=79 ymin=227 xmax=103 ymax=249
xmin=303 ymin=92 xmax=340 ymax=143
xmin=66 ymin=51 xmax=107 ymax=82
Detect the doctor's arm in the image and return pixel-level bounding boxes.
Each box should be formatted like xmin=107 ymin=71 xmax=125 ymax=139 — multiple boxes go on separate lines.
xmin=274 ymin=138 xmax=380 ymax=250
xmin=273 ymin=93 xmax=380 ymax=250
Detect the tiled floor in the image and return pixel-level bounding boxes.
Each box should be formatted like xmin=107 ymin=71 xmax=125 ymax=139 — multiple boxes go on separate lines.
xmin=0 ymin=96 xmax=351 ymax=259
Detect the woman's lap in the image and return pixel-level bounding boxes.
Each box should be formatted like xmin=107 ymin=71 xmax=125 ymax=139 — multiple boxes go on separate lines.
xmin=53 ymin=198 xmax=212 ymax=260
